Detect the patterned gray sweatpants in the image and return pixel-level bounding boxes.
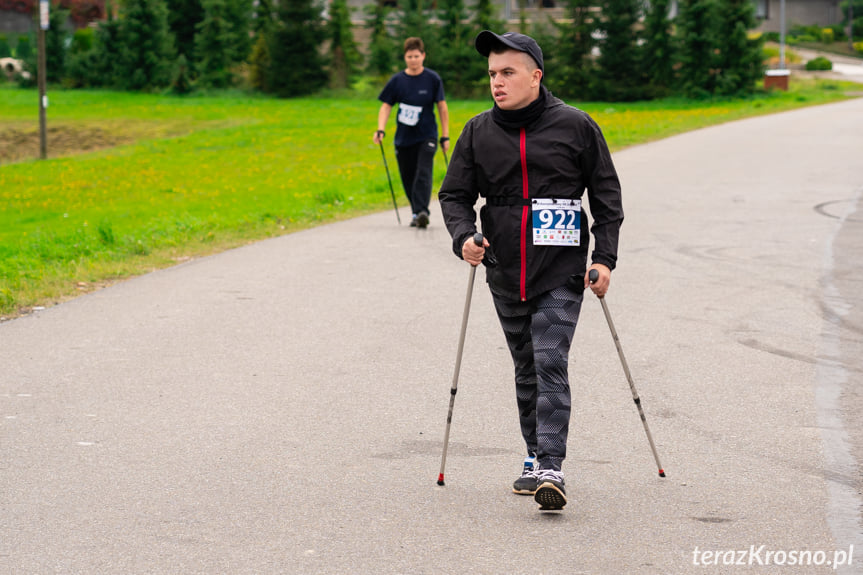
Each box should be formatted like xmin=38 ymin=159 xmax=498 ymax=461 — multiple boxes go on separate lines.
xmin=492 ymin=284 xmax=584 ymax=472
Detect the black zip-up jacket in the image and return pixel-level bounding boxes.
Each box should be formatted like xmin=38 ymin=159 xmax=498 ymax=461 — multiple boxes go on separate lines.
xmin=439 ymin=92 xmax=624 ymax=302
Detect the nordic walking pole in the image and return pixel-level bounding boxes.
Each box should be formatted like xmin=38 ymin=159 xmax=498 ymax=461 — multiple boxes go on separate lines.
xmin=442 ymin=148 xmax=449 ymax=169
xmin=378 ymin=139 xmax=401 ymax=225
xmin=589 ymin=269 xmax=666 ymax=478
xmin=437 ymin=232 xmax=486 ymax=486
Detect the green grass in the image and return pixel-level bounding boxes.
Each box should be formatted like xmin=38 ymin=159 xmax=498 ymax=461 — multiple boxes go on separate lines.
xmin=0 ymin=79 xmax=859 ymax=317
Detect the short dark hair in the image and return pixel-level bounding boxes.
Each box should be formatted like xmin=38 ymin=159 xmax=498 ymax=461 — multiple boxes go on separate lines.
xmin=489 ymin=45 xmax=539 ymax=73
xmin=404 ymin=37 xmax=425 ymax=54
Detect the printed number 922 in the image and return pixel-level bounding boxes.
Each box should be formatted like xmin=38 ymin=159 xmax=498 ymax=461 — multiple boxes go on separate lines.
xmin=538 ymin=209 xmax=577 ymax=230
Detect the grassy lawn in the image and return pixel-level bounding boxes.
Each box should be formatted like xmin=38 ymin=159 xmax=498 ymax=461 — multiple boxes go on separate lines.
xmin=0 ymin=78 xmax=860 ymax=318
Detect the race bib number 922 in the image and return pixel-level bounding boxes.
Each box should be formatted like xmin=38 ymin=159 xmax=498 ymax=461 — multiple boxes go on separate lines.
xmin=532 ymin=198 xmax=581 ymax=246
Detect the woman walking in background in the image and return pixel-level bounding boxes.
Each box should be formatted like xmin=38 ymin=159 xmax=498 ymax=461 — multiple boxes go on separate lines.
xmin=373 ymin=37 xmax=449 ymax=228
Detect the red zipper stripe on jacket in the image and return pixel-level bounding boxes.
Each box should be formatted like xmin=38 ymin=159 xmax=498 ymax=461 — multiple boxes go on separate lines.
xmin=519 ymin=127 xmax=528 ymax=301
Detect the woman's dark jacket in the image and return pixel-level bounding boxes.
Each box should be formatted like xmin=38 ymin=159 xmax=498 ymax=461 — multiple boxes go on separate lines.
xmin=439 ymin=90 xmax=624 ymax=302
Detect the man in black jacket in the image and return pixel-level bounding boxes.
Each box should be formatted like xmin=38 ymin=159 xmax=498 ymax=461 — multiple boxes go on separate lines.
xmin=439 ymin=31 xmax=624 ymax=511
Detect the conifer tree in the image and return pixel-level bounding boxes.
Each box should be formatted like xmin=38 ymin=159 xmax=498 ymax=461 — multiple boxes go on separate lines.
xmin=195 ymin=0 xmax=234 ymax=88
xmin=676 ymin=0 xmax=718 ymax=98
xmin=45 ymin=4 xmax=71 ymax=83
xmin=593 ymin=0 xmax=645 ymax=101
xmin=166 ymin=0 xmax=204 ymax=64
xmin=437 ymin=0 xmax=475 ymax=97
xmin=327 ymin=0 xmax=363 ymax=89
xmin=252 ymin=0 xmax=276 ymax=34
xmin=224 ymin=0 xmax=253 ymax=63
xmin=469 ymin=0 xmax=505 ymax=96
xmin=840 ymin=0 xmax=863 ymax=40
xmin=116 ymin=0 xmax=176 ymax=90
xmin=546 ymin=0 xmax=595 ymax=101
xmin=87 ymin=1 xmax=122 ymax=86
xmin=397 ymin=0 xmax=436 ymax=50
xmin=366 ymin=0 xmax=396 ymax=78
xmin=714 ymin=0 xmax=763 ymax=96
xmin=472 ymin=0 xmax=503 ymax=32
xmin=642 ymin=0 xmax=674 ymax=96
xmin=267 ymin=0 xmax=326 ymax=97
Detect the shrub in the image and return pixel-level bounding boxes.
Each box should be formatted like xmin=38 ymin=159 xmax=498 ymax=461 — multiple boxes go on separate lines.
xmin=855 ymin=42 xmax=863 ymax=55
xmin=789 ymin=23 xmax=820 ymax=38
xmin=0 ymin=35 xmax=10 ymax=58
xmin=820 ymin=28 xmax=834 ymax=43
xmin=248 ymin=31 xmax=270 ymax=91
xmin=805 ymin=56 xmax=832 ymax=70
xmin=762 ymin=45 xmax=801 ymax=65
xmin=70 ymin=28 xmax=95 ymax=55
xmin=169 ymin=53 xmax=195 ymax=94
xmin=15 ymin=36 xmax=32 ymax=60
xmin=830 ymin=24 xmax=847 ymax=42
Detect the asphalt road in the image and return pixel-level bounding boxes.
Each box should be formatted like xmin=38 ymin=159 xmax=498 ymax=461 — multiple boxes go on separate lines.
xmin=2 ymin=97 xmax=863 ymax=574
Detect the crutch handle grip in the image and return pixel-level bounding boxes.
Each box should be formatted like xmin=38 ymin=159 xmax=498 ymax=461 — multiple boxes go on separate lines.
xmin=473 ymin=233 xmax=498 ymax=268
xmin=588 ymin=268 xmax=604 ymax=298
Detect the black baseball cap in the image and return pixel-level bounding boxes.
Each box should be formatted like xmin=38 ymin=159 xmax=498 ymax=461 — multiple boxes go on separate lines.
xmin=475 ymin=30 xmax=544 ymax=74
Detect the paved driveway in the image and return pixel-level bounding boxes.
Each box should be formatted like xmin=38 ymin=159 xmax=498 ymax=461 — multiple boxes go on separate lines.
xmin=2 ymin=97 xmax=863 ymax=574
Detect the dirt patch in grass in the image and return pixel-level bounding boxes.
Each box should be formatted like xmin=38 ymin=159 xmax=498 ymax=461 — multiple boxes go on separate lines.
xmin=0 ymin=123 xmax=136 ymax=164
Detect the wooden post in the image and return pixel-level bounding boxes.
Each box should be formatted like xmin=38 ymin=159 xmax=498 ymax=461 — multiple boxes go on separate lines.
xmin=38 ymin=0 xmax=49 ymax=160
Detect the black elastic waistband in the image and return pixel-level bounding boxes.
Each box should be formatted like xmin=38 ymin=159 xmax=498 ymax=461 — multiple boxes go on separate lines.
xmin=485 ymin=196 xmax=530 ymax=206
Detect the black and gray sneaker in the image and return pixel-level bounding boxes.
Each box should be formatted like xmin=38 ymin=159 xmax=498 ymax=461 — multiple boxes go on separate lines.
xmin=534 ymin=468 xmax=567 ymax=510
xmin=512 ymin=456 xmax=538 ymax=495
xmin=416 ymin=210 xmax=430 ymax=229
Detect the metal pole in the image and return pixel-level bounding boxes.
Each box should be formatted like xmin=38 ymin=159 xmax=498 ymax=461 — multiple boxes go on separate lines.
xmin=597 ymin=296 xmax=666 ymax=478
xmin=38 ymin=0 xmax=49 ymax=160
xmin=588 ymin=269 xmax=666 ymax=478
xmin=437 ymin=232 xmax=485 ymax=487
xmin=378 ymin=141 xmax=401 ymax=225
xmin=779 ymin=0 xmax=786 ymax=70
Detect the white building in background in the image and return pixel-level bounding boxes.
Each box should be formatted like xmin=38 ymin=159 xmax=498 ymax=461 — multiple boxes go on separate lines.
xmin=342 ymin=0 xmax=843 ymax=31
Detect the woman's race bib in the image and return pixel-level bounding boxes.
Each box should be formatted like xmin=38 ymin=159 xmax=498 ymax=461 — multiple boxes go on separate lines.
xmin=532 ymin=198 xmax=581 ymax=246
xmin=397 ymin=104 xmax=423 ymax=126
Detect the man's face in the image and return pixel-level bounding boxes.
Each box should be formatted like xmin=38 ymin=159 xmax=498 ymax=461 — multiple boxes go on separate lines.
xmin=488 ymin=50 xmax=542 ymax=111
xmin=404 ymin=49 xmax=425 ymax=74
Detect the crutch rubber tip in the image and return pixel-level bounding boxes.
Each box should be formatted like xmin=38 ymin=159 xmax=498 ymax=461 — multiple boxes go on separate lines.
xmin=658 ymin=469 xmax=666 ymax=477
xmin=437 ymin=474 xmax=445 ymax=486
